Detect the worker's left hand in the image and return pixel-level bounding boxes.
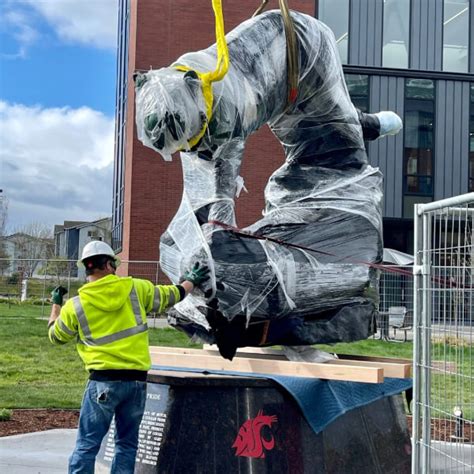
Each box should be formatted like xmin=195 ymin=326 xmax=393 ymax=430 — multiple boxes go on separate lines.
xmin=51 ymin=286 xmax=68 ymax=306
xmin=182 ymin=262 xmax=210 ymax=287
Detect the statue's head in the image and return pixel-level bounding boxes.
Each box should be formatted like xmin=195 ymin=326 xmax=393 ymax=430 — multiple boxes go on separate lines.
xmin=134 ymin=69 xmax=206 ymax=160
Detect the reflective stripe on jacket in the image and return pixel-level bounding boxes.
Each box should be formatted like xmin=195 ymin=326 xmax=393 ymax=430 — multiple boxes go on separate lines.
xmin=48 ymin=275 xmax=182 ymax=371
xmin=72 ymin=286 xmax=147 ymax=346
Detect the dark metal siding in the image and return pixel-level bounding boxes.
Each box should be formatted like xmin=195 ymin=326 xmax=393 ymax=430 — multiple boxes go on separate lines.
xmin=434 ymin=81 xmax=471 ymax=199
xmin=410 ymin=0 xmax=443 ymax=70
xmin=367 ymin=76 xmax=405 ymax=218
xmin=470 ymin=0 xmax=474 ymax=73
xmin=341 ymin=0 xmax=473 ymax=216
xmin=348 ymin=0 xmax=383 ymax=66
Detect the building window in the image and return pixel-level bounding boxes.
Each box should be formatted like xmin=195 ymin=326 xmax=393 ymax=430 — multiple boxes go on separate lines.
xmin=443 ymin=0 xmax=469 ymax=73
xmin=345 ymin=74 xmax=369 ymax=112
xmin=112 ymin=0 xmax=130 ymax=253
xmin=470 ymin=84 xmax=474 ymax=192
xmin=318 ymin=0 xmax=349 ymax=64
xmin=403 ymin=79 xmax=435 ymax=218
xmin=382 ymin=0 xmax=410 ymax=68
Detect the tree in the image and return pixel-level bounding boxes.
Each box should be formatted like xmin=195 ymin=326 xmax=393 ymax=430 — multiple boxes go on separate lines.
xmin=0 ymin=245 xmax=9 ymax=276
xmin=11 ymin=222 xmax=54 ymax=277
xmin=0 ymin=193 xmax=8 ymax=239
xmin=39 ymin=257 xmax=72 ymax=285
xmin=0 ymin=194 xmax=9 ymax=275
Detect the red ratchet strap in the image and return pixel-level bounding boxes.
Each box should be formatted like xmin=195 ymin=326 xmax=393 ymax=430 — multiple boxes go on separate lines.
xmin=207 ymin=220 xmax=413 ymax=278
xmin=288 ymin=87 xmax=298 ymax=103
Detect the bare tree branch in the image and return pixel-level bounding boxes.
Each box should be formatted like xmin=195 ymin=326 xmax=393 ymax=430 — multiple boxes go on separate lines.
xmin=0 ymin=195 xmax=8 ymax=238
xmin=10 ymin=222 xmax=54 ymax=276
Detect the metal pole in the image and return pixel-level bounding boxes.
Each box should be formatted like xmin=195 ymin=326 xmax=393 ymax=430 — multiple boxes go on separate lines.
xmin=155 ymin=261 xmax=160 ymax=285
xmin=421 ymin=212 xmax=432 ymax=472
xmin=417 ymin=193 xmax=474 ymax=213
xmin=412 ymin=203 xmax=423 ymax=474
xmin=41 ymin=262 xmax=46 ymax=318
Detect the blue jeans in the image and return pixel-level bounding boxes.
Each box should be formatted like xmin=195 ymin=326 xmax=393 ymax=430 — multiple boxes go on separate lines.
xmin=69 ymin=380 xmax=147 ymax=474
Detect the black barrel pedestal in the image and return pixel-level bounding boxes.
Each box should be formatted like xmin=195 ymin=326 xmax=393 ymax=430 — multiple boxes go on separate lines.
xmin=97 ymin=371 xmax=411 ymax=473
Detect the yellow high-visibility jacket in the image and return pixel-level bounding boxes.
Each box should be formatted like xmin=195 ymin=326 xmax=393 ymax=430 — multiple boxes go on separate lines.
xmin=48 ymin=274 xmax=182 ymax=372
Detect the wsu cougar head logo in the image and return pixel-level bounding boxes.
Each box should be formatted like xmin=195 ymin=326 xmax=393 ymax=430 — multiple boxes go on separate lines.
xmin=232 ymin=410 xmax=278 ymax=458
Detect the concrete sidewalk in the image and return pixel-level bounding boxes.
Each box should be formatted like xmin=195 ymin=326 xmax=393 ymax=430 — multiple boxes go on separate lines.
xmin=1 ymin=428 xmax=471 ymax=472
xmin=0 ymin=429 xmax=76 ymax=473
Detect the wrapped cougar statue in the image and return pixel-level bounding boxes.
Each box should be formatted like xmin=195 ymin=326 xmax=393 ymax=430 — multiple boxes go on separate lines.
xmin=135 ymin=10 xmax=402 ymax=359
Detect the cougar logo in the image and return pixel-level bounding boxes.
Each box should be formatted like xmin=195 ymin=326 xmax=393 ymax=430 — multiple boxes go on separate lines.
xmin=232 ymin=410 xmax=278 ymax=458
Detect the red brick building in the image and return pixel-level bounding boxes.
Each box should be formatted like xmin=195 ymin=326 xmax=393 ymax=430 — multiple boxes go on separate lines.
xmin=112 ymin=0 xmax=316 ymax=268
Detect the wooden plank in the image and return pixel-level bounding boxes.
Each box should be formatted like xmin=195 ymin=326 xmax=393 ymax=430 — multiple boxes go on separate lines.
xmin=335 ymin=353 xmax=412 ymax=365
xmin=327 ymin=359 xmax=410 ymax=378
xmin=151 ymin=346 xmax=282 ymax=358
xmin=149 ymin=348 xmax=384 ymax=383
xmin=203 ymin=344 xmax=413 ymax=365
xmin=151 ymin=346 xmax=411 ymax=378
xmin=203 ymin=345 xmax=283 ymax=357
xmin=151 ymin=346 xmax=213 ymax=356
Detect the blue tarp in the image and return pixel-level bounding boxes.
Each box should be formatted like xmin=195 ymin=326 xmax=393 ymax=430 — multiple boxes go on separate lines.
xmin=152 ymin=365 xmax=412 ymax=434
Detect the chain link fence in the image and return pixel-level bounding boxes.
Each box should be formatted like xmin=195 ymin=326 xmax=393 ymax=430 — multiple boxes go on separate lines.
xmin=376 ymin=266 xmax=414 ymax=341
xmin=1 ymin=258 xmax=418 ymax=335
xmin=0 ymin=259 xmax=163 ymax=317
xmin=1 ymin=257 xmax=411 ymax=287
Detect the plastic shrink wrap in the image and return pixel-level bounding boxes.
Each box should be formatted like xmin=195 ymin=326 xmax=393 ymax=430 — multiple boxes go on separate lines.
xmin=135 ymin=10 xmax=395 ymax=359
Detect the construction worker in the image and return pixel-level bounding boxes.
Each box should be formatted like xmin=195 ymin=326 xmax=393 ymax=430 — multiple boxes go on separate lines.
xmin=48 ymin=240 xmax=209 ymax=473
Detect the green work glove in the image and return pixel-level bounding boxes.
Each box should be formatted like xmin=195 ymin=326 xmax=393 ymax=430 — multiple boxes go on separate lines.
xmin=51 ymin=286 xmax=68 ymax=306
xmin=182 ymin=262 xmax=210 ymax=286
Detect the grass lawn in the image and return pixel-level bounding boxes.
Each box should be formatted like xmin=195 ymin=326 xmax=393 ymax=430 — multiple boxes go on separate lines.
xmin=0 ymin=303 xmax=200 ymax=409
xmin=0 ymin=276 xmax=83 ymax=300
xmin=1 ymin=302 xmax=471 ymax=419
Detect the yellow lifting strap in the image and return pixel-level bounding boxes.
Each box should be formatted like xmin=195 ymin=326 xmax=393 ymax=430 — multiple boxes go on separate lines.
xmin=174 ymin=0 xmax=229 ymax=150
xmin=253 ymin=0 xmax=299 ymax=107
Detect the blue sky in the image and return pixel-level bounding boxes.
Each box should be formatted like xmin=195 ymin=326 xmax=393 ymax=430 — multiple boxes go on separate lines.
xmin=0 ymin=0 xmax=119 ymax=231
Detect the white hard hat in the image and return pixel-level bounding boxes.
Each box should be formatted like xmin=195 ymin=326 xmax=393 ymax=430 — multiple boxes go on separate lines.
xmin=77 ymin=241 xmax=121 ymax=267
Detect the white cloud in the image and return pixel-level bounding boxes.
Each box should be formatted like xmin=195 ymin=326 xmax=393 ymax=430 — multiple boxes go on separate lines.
xmin=0 ymin=101 xmax=115 ymax=229
xmin=0 ymin=0 xmax=118 ymax=57
xmin=25 ymin=0 xmax=118 ymax=49
xmin=0 ymin=8 xmax=39 ymax=59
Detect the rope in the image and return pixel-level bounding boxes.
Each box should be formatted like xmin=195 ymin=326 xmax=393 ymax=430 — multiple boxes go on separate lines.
xmin=253 ymin=0 xmax=299 ymax=106
xmin=174 ymin=0 xmax=229 ymax=150
xmin=278 ymin=0 xmax=299 ymax=105
xmin=252 ymin=0 xmax=269 ymax=17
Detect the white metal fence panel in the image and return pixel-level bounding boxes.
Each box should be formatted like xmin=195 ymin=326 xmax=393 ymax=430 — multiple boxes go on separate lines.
xmin=0 ymin=258 xmax=162 ymax=300
xmin=413 ymin=193 xmax=474 ymax=473
xmin=377 ymin=266 xmax=414 ymax=341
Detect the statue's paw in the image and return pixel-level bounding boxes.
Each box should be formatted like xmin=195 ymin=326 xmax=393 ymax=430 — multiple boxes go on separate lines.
xmin=375 ymin=111 xmax=403 ymax=137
